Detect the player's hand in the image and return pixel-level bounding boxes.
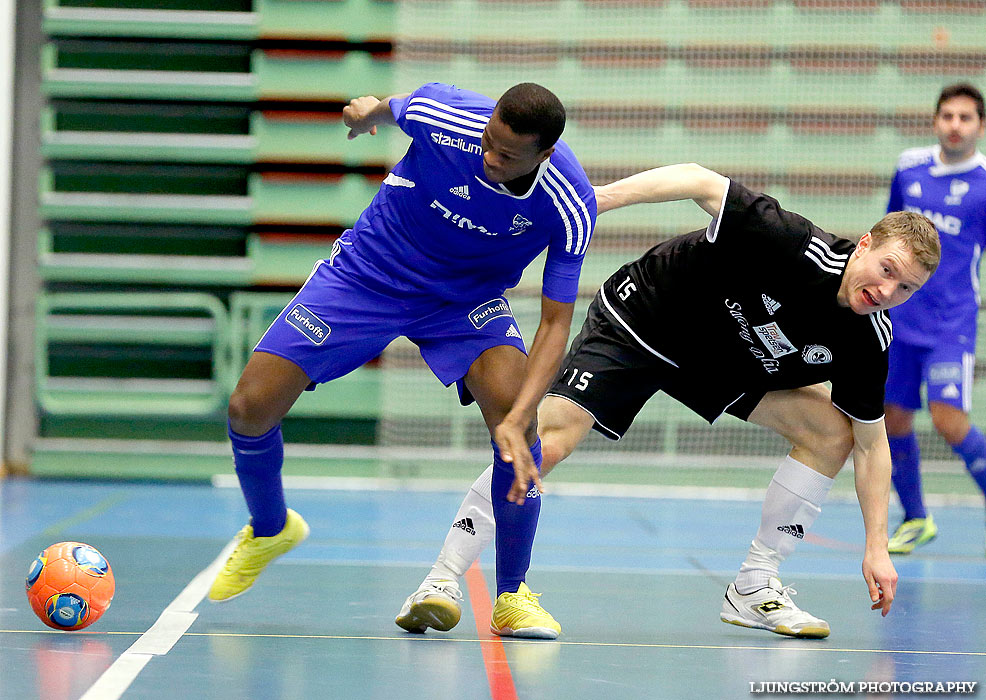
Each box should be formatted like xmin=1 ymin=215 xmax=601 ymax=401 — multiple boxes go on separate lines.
xmin=862 ymin=548 xmax=898 ymax=616
xmin=493 ymin=421 xmax=543 ymax=505
xmin=343 ymin=96 xmax=381 ymax=139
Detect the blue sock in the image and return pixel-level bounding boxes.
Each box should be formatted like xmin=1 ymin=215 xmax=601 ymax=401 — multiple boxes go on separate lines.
xmin=889 ymin=433 xmax=926 ymax=521
xmin=229 ymin=422 xmax=287 ymax=537
xmin=952 ymin=426 xmax=986 ymax=498
xmin=492 ymin=437 xmax=542 ymax=597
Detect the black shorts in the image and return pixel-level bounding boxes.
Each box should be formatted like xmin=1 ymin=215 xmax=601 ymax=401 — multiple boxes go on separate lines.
xmin=546 ymin=289 xmax=764 ymax=440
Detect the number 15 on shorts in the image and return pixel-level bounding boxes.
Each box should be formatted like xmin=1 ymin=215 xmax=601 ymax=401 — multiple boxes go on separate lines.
xmin=566 ymin=368 xmax=593 ymax=391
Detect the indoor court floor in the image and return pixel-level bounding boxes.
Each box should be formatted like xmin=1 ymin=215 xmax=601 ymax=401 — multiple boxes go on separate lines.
xmin=1 ymin=478 xmax=984 ymax=699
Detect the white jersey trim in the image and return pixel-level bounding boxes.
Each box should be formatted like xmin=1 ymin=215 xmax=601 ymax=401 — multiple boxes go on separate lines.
xmin=408 ymin=96 xmax=491 ymax=125
xmin=406 ymin=113 xmax=483 ymax=139
xmin=929 ymin=146 xmax=986 ymax=177
xmin=599 ymin=286 xmax=679 ymax=368
xmin=832 ymin=400 xmax=884 ymax=424
xmin=542 ymin=168 xmax=592 ymax=254
xmin=546 ymin=163 xmax=594 ymax=254
xmin=711 ymin=392 xmax=747 ymax=425
xmin=971 ymin=243 xmax=981 ymax=306
xmin=705 ymin=183 xmax=730 ymax=243
xmin=895 ymin=145 xmax=937 ymax=172
xmin=804 ymin=236 xmax=848 ymax=274
xmin=963 ymin=351 xmax=975 ymax=413
xmin=541 ymin=175 xmax=574 ymax=252
xmin=473 ymin=158 xmax=550 ymax=199
xmin=543 ymin=392 xmax=623 ymax=440
xmin=406 ymin=103 xmax=488 ymax=132
xmin=868 ymin=310 xmax=892 ymax=351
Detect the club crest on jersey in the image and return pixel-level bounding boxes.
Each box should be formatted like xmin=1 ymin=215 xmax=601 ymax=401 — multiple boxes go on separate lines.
xmin=802 ymin=344 xmax=832 ymax=365
xmin=753 ymin=322 xmax=797 ymax=359
xmin=946 ymin=179 xmax=970 ymax=206
xmin=286 ymin=304 xmax=330 ymax=345
xmin=509 ymin=214 xmax=533 ymax=235
xmin=469 ymin=298 xmax=512 ymax=329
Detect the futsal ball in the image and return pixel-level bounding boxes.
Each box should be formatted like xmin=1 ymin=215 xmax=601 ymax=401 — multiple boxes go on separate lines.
xmin=25 ymin=542 xmax=115 ymax=631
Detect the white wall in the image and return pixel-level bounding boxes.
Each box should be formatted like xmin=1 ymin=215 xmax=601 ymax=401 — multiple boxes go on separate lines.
xmin=0 ymin=0 xmax=16 ymax=464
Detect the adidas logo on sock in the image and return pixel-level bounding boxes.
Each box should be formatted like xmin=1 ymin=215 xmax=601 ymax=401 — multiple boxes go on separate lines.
xmin=777 ymin=523 xmax=805 ymax=539
xmin=453 ymin=517 xmax=476 ymax=535
xmin=450 ymin=185 xmax=470 ymax=200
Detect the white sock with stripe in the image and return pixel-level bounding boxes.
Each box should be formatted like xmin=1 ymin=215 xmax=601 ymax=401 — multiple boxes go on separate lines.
xmin=734 ymin=455 xmax=833 ymax=594
xmin=423 ymin=464 xmax=495 ymax=585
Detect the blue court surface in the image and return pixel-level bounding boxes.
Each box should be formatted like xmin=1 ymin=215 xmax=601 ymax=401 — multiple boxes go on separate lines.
xmin=2 ymin=478 xmax=985 ymax=700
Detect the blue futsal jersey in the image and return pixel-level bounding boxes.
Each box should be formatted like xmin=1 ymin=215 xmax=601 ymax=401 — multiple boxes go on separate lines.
xmin=887 ymin=145 xmax=986 ymax=347
xmin=339 ymin=82 xmax=596 ymax=303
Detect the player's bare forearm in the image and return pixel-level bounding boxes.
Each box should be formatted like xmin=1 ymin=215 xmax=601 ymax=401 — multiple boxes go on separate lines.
xmin=851 ymin=419 xmax=898 ymax=616
xmin=342 ymin=93 xmax=408 ymax=139
xmin=593 ymin=163 xmax=728 ymax=217
xmin=496 ymin=296 xmax=574 ymax=504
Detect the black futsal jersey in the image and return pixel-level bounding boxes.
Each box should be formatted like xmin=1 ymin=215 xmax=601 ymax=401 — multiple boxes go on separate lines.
xmin=593 ymin=179 xmax=891 ymax=426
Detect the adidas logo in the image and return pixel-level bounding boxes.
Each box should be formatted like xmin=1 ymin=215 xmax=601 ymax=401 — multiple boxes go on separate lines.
xmin=777 ymin=523 xmax=805 ymax=539
xmin=942 ymin=383 xmax=960 ymax=399
xmin=450 ymin=185 xmax=470 ymax=200
xmin=907 ymin=181 xmax=922 ymax=198
xmin=762 ymin=294 xmax=781 ymax=316
xmin=526 ymin=485 xmax=541 ymax=499
xmin=506 ymin=324 xmax=521 ymax=339
xmin=452 ymin=517 xmax=476 ymax=535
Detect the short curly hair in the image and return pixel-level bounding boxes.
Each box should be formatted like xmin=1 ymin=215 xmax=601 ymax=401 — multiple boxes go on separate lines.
xmin=494 ymin=83 xmax=566 ymax=151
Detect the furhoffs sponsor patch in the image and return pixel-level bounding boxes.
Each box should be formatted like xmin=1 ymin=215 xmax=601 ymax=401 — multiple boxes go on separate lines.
xmin=287 ymin=304 xmax=330 ymax=345
xmin=468 ymin=298 xmax=512 ymax=329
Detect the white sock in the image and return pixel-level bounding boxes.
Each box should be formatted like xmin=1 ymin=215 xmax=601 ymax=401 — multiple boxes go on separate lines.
xmin=734 ymin=455 xmax=833 ymax=594
xmin=423 ymin=464 xmax=495 ymax=585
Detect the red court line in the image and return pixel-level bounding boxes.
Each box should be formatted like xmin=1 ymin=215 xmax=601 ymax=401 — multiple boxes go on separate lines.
xmin=464 ymin=561 xmax=519 ymax=700
xmin=805 ymin=532 xmax=863 ymax=552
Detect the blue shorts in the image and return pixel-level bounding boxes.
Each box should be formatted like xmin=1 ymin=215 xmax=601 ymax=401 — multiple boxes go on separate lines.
xmin=254 ymin=258 xmax=527 ymax=404
xmin=885 ymin=338 xmax=975 ymax=413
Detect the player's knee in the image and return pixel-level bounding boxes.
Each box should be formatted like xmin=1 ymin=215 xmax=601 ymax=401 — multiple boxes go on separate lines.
xmin=930 ymin=411 xmax=970 ymax=445
xmin=789 ymin=413 xmax=852 ymax=471
xmin=539 ymin=438 xmax=569 ymax=474
xmin=884 ymin=406 xmax=914 ymax=437
xmin=227 ymin=388 xmax=277 ymax=436
xmin=811 ymin=418 xmax=854 ymax=467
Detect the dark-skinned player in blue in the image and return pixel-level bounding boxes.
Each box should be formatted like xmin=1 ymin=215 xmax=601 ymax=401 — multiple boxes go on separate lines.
xmin=208 ymin=82 xmax=596 ymax=639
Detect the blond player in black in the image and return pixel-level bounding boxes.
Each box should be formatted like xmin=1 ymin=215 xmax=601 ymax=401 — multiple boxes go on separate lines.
xmin=397 ymin=163 xmax=940 ymax=640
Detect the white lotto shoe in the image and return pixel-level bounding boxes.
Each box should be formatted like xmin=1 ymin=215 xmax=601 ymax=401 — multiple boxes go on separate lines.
xmin=395 ymin=580 xmax=463 ymax=634
xmin=720 ymin=577 xmax=830 ymax=639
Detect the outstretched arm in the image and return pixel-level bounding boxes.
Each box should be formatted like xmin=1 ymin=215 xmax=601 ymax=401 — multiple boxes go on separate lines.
xmin=342 ymin=93 xmax=410 ymax=139
xmin=850 ymin=418 xmax=898 ymax=616
xmin=494 ymin=296 xmax=574 ymax=504
xmin=594 ymin=163 xmax=729 ymax=217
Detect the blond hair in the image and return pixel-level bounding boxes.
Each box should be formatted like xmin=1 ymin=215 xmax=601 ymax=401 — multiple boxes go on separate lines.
xmin=869 ymin=211 xmax=940 ymax=275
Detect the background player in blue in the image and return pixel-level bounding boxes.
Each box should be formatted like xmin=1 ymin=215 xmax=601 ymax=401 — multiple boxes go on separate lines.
xmin=207 ymin=82 xmax=597 ymax=624
xmin=397 ymin=163 xmax=940 ymax=640
xmin=884 ymin=83 xmax=986 ymax=554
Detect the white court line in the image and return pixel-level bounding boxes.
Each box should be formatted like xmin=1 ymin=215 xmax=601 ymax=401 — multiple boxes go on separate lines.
xmin=210 ymin=474 xmax=986 ymax=507
xmin=78 ymin=539 xmax=236 ymax=700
